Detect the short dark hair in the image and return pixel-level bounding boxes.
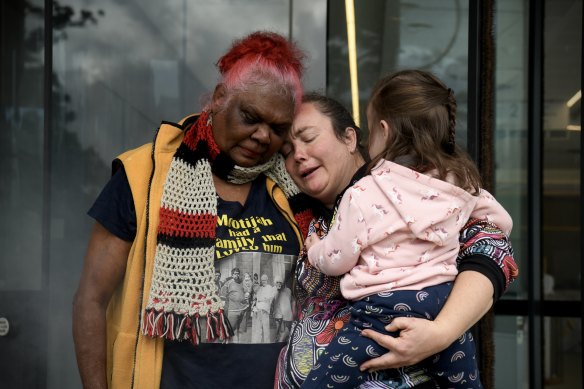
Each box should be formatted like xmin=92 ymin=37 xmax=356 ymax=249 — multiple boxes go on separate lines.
xmin=302 ymin=92 xmax=368 ymax=160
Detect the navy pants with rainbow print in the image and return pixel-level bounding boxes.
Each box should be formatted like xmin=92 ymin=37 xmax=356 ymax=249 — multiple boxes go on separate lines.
xmin=300 ymin=282 xmax=483 ymax=389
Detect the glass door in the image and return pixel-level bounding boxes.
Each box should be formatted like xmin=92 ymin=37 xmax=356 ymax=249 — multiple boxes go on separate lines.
xmin=493 ymin=0 xmax=582 ymax=387
xmin=0 ymin=1 xmax=326 ymax=387
xmin=0 ymin=1 xmax=48 ymax=387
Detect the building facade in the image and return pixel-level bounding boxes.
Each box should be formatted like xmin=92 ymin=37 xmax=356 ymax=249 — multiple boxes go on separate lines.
xmin=0 ymin=0 xmax=581 ymax=388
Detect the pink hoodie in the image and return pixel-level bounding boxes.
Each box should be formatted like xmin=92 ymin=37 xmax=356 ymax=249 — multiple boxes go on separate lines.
xmin=307 ymin=159 xmax=513 ymax=301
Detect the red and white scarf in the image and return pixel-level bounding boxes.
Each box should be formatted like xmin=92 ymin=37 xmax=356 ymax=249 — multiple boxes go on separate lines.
xmin=141 ymin=111 xmax=312 ymax=345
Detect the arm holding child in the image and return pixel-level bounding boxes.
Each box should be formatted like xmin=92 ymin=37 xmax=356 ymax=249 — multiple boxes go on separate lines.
xmin=360 ymin=216 xmax=517 ymax=372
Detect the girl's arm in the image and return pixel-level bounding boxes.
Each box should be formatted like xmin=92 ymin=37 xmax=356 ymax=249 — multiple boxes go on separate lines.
xmin=306 ymin=188 xmax=369 ymax=276
xmin=471 ymin=189 xmax=513 ymax=236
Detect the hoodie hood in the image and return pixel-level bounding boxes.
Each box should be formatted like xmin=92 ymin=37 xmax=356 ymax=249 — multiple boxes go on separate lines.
xmin=370 ymin=160 xmax=477 ymax=246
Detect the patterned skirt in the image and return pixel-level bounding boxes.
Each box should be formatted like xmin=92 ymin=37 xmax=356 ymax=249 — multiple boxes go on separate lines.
xmin=274 ymin=296 xmax=351 ymax=388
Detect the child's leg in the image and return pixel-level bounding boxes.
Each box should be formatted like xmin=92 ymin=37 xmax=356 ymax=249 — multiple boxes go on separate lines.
xmin=301 ymin=284 xmax=483 ymax=388
xmin=417 ymin=283 xmax=483 ymax=389
xmin=422 ymin=330 xmax=481 ymax=388
xmin=300 ymin=303 xmax=390 ymax=388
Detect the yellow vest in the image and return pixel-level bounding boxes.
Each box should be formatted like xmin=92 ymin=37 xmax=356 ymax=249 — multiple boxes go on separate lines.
xmin=105 ymin=116 xmax=301 ymax=388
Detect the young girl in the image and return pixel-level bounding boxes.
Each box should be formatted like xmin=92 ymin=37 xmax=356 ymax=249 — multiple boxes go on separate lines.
xmin=300 ymin=70 xmax=513 ymax=389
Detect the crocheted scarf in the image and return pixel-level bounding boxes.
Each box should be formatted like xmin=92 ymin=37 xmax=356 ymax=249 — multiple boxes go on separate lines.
xmin=141 ymin=111 xmax=312 ymax=345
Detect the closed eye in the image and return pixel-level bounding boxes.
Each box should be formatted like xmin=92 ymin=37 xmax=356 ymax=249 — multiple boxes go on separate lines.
xmin=271 ymin=123 xmax=291 ymax=137
xmin=242 ymin=110 xmax=258 ymax=125
xmin=280 ymin=141 xmax=293 ymax=158
xmin=301 ymin=135 xmax=316 ymax=143
xmin=296 ymin=127 xmax=318 ymax=143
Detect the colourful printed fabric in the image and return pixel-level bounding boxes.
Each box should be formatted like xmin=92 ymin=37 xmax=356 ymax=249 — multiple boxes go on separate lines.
xmin=457 ymin=219 xmax=518 ymax=290
xmin=301 ymin=284 xmax=482 ymax=389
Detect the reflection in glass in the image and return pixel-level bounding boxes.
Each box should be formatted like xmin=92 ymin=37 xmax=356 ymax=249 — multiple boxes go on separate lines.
xmin=542 ymin=3 xmax=582 ymax=387
xmin=52 ymin=0 xmax=291 ymax=166
xmin=327 ymin=1 xmax=469 ymax=143
xmin=0 ymin=2 xmax=47 ymax=387
xmin=0 ymin=0 xmax=44 ymax=291
xmin=542 ymin=0 xmax=581 ymax=302
xmin=494 ymin=317 xmax=584 ymax=388
xmin=543 ymin=317 xmax=582 ymax=387
xmin=494 ymin=0 xmax=529 ymax=300
xmin=494 ymin=316 xmax=529 ymax=388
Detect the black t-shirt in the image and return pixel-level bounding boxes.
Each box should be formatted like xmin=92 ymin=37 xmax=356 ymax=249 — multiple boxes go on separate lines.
xmin=88 ymin=168 xmax=137 ymax=242
xmin=89 ymin=168 xmax=300 ymax=388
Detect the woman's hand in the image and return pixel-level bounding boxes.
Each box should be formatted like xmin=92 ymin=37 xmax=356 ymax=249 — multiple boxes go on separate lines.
xmin=359 ymin=317 xmax=453 ymax=372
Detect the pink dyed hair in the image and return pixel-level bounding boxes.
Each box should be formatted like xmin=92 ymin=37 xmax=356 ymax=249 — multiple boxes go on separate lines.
xmin=215 ymin=31 xmax=305 ymax=112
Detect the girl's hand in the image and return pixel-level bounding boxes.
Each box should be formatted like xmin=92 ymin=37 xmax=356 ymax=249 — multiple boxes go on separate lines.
xmin=304 ymin=234 xmax=319 ymax=250
xmin=359 ymin=317 xmax=453 ymax=372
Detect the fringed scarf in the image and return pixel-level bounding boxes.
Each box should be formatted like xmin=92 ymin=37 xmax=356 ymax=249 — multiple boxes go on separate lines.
xmin=141 ymin=111 xmax=312 ymax=345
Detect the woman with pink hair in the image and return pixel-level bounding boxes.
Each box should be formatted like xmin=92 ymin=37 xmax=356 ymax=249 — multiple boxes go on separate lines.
xmin=73 ymin=31 xmax=312 ymax=389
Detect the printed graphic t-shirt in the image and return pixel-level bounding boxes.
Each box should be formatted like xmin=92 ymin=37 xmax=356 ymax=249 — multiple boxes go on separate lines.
xmin=88 ymin=168 xmax=300 ymax=389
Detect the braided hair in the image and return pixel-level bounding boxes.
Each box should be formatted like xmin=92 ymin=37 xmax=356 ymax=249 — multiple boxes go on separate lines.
xmin=366 ymin=69 xmax=481 ymax=194
xmin=444 ymin=88 xmax=457 ymax=154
